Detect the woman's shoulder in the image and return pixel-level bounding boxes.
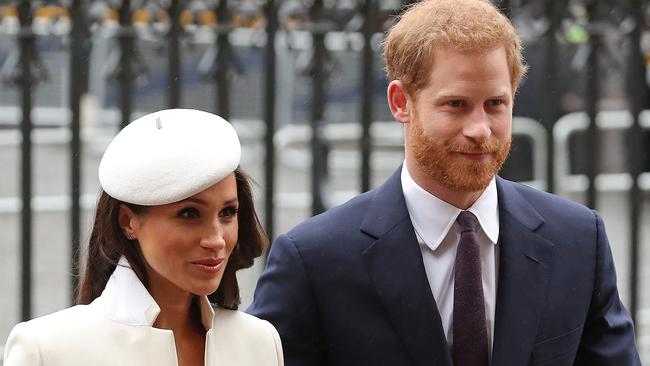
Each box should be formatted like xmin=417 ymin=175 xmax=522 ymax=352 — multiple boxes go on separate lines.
xmin=213 ymin=307 xmax=278 ymax=335
xmin=4 ymin=303 xmax=102 ymax=365
xmin=212 ymin=308 xmax=282 ymax=345
xmin=208 ymin=307 xmax=283 ymax=366
xmin=11 ymin=303 xmax=98 ymax=334
xmin=6 ymin=302 xmax=105 ymax=346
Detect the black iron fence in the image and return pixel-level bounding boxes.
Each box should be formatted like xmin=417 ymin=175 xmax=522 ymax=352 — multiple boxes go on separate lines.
xmin=0 ymin=0 xmax=649 ymax=342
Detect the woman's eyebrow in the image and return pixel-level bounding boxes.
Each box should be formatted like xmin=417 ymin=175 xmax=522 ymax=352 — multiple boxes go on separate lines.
xmin=183 ymin=197 xmax=208 ymax=206
xmin=181 ymin=197 xmax=238 ymax=206
xmin=223 ymin=198 xmax=239 ymax=206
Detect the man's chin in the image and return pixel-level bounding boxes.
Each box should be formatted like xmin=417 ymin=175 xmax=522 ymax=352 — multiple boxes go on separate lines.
xmin=441 ymin=178 xmax=493 ymax=192
xmin=431 ymin=165 xmax=497 ymax=193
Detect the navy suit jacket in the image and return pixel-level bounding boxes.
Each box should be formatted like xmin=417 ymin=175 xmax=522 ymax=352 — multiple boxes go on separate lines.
xmin=249 ymin=168 xmax=641 ymax=366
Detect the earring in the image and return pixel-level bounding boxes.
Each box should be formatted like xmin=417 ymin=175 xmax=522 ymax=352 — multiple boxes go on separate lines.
xmin=127 ymin=234 xmax=135 ymax=240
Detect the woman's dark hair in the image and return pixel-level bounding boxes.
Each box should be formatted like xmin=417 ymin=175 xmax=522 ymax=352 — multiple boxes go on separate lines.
xmin=76 ymin=168 xmax=267 ymax=310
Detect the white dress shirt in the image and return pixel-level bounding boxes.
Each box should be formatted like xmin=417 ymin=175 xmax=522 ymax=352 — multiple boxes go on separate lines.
xmin=401 ymin=164 xmax=500 ymax=358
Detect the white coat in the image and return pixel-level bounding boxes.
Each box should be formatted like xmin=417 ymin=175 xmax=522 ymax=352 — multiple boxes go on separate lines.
xmin=3 ymin=260 xmax=283 ymax=366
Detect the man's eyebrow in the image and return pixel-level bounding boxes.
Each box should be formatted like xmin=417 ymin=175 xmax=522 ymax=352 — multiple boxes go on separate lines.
xmin=435 ymin=93 xmax=466 ymax=99
xmin=434 ymin=91 xmax=511 ymax=100
xmin=490 ymin=92 xmax=511 ymax=99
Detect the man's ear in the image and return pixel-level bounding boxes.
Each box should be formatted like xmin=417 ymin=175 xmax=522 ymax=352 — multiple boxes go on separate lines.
xmin=118 ymin=204 xmax=138 ymax=240
xmin=387 ymin=80 xmax=412 ymax=124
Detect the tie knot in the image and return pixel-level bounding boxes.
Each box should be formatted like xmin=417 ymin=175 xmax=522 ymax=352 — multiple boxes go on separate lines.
xmin=456 ymin=211 xmax=479 ymax=233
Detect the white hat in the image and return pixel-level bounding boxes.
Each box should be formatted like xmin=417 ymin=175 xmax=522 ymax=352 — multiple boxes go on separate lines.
xmin=98 ymin=109 xmax=241 ymax=205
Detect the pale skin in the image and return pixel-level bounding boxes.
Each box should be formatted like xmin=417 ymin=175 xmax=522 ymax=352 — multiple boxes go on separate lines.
xmin=118 ymin=173 xmax=239 ymax=366
xmin=388 ymin=45 xmax=514 ymax=209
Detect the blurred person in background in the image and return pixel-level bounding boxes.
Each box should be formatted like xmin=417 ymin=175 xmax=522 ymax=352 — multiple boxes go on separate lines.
xmin=248 ymin=0 xmax=641 ymax=365
xmin=4 ymin=109 xmax=283 ymax=366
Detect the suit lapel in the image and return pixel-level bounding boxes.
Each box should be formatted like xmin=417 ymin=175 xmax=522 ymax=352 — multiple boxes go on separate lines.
xmin=491 ymin=178 xmax=555 ymax=365
xmin=361 ymin=168 xmax=452 ymax=366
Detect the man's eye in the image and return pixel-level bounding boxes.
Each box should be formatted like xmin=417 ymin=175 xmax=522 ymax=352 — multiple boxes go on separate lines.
xmin=448 ymin=100 xmax=464 ymax=107
xmin=178 ymin=208 xmax=199 ymax=219
xmin=487 ymin=99 xmax=503 ymax=106
xmin=220 ymin=206 xmax=239 ymax=219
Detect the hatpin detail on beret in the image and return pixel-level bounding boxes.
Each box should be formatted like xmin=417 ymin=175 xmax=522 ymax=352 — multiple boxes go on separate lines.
xmin=99 ymin=109 xmax=241 ymax=205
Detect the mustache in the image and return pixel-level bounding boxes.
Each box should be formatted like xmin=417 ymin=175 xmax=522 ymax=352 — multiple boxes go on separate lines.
xmin=446 ymin=139 xmax=506 ymax=154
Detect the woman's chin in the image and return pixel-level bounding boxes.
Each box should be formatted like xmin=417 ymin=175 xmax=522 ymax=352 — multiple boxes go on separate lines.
xmin=190 ymin=281 xmax=222 ymax=297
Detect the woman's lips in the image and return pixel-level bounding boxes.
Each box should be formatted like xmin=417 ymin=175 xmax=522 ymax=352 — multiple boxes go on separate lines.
xmin=192 ymin=258 xmax=225 ymax=273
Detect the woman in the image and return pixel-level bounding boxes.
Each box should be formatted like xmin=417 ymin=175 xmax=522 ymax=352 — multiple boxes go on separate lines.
xmin=3 ymin=109 xmax=283 ymax=366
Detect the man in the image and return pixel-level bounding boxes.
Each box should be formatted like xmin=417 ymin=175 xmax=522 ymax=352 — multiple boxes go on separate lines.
xmin=248 ymin=0 xmax=641 ymax=365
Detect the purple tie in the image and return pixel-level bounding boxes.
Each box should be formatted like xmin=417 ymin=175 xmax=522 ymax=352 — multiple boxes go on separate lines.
xmin=452 ymin=211 xmax=488 ymax=366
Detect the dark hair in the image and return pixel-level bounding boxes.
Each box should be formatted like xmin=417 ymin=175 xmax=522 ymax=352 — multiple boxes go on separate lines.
xmin=76 ymin=168 xmax=267 ymax=310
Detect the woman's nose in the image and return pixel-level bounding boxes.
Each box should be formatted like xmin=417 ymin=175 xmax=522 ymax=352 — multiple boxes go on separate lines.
xmin=200 ymin=223 xmax=227 ymax=249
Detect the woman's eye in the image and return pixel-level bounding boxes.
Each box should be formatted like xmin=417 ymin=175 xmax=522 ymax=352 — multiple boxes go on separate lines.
xmin=220 ymin=206 xmax=239 ymax=219
xmin=178 ymin=208 xmax=199 ymax=219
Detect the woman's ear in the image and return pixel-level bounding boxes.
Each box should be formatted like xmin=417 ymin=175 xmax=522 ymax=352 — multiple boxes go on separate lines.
xmin=387 ymin=80 xmax=412 ymax=124
xmin=118 ymin=204 xmax=138 ymax=241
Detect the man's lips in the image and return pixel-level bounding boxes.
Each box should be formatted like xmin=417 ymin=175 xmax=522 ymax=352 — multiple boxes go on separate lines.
xmin=455 ymin=151 xmax=493 ymax=160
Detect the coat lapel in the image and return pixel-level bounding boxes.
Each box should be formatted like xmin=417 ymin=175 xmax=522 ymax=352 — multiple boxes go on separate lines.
xmin=491 ymin=177 xmax=555 ymax=365
xmin=361 ymin=168 xmax=452 ymax=366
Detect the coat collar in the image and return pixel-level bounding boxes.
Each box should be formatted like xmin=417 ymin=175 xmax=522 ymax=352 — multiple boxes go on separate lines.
xmin=359 ymin=166 xmax=410 ymax=238
xmin=491 ymin=177 xmax=555 ymax=365
xmin=100 ymin=257 xmax=216 ymax=330
xmin=361 ymin=167 xmax=452 ymax=366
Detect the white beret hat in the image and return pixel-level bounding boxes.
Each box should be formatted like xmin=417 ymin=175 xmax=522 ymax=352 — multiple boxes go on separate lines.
xmin=98 ymin=109 xmax=241 ymax=206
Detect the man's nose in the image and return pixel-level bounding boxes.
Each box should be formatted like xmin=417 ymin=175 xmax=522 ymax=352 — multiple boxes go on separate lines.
xmin=463 ymin=107 xmax=491 ymax=141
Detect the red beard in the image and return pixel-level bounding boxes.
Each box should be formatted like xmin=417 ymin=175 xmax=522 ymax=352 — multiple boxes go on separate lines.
xmin=408 ymin=119 xmax=511 ymax=192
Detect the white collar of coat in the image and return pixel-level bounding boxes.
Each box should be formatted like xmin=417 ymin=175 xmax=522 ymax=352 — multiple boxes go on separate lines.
xmin=99 ymin=256 xmax=216 ymax=330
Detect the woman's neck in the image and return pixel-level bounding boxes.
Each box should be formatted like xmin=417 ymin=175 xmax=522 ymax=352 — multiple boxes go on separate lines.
xmin=148 ymin=271 xmax=206 ymax=366
xmin=153 ymin=296 xmax=197 ymax=333
xmin=149 ymin=278 xmax=207 ymax=366
xmin=147 ymin=272 xmax=205 ymax=335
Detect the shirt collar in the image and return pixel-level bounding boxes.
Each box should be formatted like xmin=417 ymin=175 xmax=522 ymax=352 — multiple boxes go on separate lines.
xmin=100 ymin=257 xmax=215 ymax=330
xmin=400 ymin=164 xmax=500 ymax=251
